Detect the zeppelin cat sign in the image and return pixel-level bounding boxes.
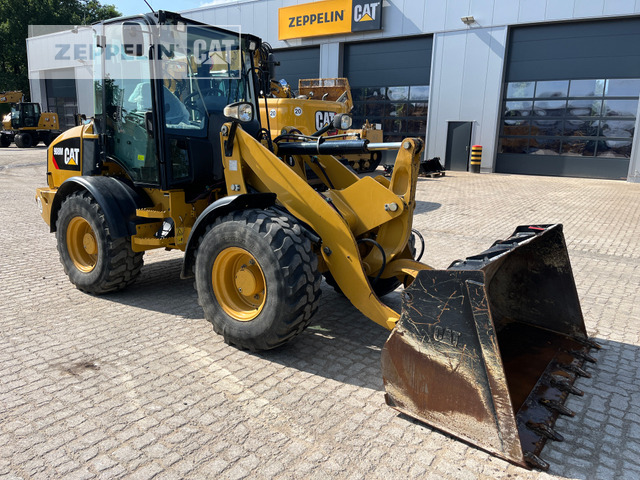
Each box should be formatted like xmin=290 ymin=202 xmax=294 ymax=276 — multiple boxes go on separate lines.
xmin=279 ymin=0 xmax=382 ymax=40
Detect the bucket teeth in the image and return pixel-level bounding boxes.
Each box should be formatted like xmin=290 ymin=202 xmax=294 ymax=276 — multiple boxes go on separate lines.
xmin=561 ymin=363 xmax=591 ymax=378
xmin=574 ymin=337 xmax=602 ymax=350
xmin=571 ymin=350 xmax=597 ymax=364
xmin=551 ymin=378 xmax=584 ymax=396
xmin=524 ymin=452 xmax=550 ymax=471
xmin=526 ymin=421 xmax=564 ymax=442
xmin=540 ymin=398 xmax=576 ymax=417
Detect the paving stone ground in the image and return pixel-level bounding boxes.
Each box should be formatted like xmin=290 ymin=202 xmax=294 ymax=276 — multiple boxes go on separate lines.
xmin=1 ymin=145 xmax=639 ymax=479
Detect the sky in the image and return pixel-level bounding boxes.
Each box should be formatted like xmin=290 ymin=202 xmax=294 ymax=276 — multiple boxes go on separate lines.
xmin=109 ymin=0 xmax=243 ymax=17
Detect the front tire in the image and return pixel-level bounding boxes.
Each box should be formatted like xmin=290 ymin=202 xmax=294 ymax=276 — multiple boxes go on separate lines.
xmin=195 ymin=208 xmax=321 ymax=351
xmin=42 ymin=132 xmax=56 ymax=147
xmin=56 ymin=191 xmax=144 ymax=294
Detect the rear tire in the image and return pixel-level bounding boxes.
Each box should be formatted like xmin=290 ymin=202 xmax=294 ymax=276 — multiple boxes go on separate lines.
xmin=15 ymin=132 xmax=33 ymax=148
xmin=0 ymin=135 xmax=11 ymax=148
xmin=195 ymin=208 xmax=321 ymax=351
xmin=56 ymin=191 xmax=144 ymax=294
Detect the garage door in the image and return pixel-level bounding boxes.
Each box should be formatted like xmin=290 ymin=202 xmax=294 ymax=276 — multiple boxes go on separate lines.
xmin=344 ymin=36 xmax=432 ymax=143
xmin=497 ymin=18 xmax=640 ymax=179
xmin=272 ymin=47 xmax=320 ymax=93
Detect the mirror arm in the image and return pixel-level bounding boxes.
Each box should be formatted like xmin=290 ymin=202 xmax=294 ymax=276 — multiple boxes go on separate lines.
xmin=311 ymin=123 xmax=332 ymax=137
xmin=225 ymin=121 xmax=239 ymax=157
xmin=144 ymin=111 xmax=154 ymax=138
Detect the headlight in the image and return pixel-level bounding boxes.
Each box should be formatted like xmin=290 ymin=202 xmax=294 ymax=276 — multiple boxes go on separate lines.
xmin=223 ymin=102 xmax=254 ymax=122
xmin=332 ymin=113 xmax=352 ymax=131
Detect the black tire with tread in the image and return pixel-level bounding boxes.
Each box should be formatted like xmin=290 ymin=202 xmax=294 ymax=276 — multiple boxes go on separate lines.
xmin=15 ymin=132 xmax=33 ymax=148
xmin=42 ymin=132 xmax=55 ymax=147
xmin=324 ymin=270 xmax=402 ymax=299
xmin=195 ymin=208 xmax=322 ymax=351
xmin=56 ymin=191 xmax=144 ymax=294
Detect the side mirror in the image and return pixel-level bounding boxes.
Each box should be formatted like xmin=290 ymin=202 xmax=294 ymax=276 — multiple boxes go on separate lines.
xmin=123 ymin=22 xmax=144 ymax=57
xmin=223 ymin=102 xmax=254 ymax=123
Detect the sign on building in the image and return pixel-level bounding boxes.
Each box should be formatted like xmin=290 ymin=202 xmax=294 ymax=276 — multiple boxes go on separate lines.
xmin=279 ymin=0 xmax=382 ymax=40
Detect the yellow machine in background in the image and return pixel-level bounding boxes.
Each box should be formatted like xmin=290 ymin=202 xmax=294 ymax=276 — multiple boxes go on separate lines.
xmin=260 ymin=77 xmax=351 ymax=132
xmin=0 ymin=92 xmax=61 ymax=148
xmin=35 ymin=12 xmax=598 ymax=472
xmin=0 ymin=91 xmax=23 ymax=104
xmin=256 ymin=62 xmax=384 ymax=173
xmin=344 ymin=119 xmax=383 ymax=172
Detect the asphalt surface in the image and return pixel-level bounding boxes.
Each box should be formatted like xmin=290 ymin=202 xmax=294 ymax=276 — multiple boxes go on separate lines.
xmin=1 ymin=144 xmax=640 ymax=479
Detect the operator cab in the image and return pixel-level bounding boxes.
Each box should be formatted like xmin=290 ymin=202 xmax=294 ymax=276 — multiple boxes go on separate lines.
xmin=10 ymin=103 xmax=41 ymax=129
xmin=93 ymin=11 xmax=262 ymax=199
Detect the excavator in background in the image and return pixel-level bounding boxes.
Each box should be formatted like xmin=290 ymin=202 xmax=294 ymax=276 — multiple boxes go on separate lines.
xmin=1 ymin=91 xmax=61 ymax=148
xmin=35 ymin=12 xmax=598 ymax=471
xmin=255 ymin=45 xmax=383 ymax=173
xmin=0 ymin=90 xmax=23 ymax=107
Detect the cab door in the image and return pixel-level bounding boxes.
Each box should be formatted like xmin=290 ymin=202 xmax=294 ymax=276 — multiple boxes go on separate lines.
xmin=98 ymin=19 xmax=160 ymax=185
xmin=20 ymin=103 xmax=41 ymax=128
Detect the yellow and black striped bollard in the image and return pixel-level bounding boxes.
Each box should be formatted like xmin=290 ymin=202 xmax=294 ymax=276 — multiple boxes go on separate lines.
xmin=470 ymin=145 xmax=482 ymax=173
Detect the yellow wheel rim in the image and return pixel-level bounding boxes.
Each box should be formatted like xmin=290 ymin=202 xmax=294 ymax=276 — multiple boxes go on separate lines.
xmin=212 ymin=247 xmax=266 ymax=321
xmin=67 ymin=216 xmax=98 ymax=273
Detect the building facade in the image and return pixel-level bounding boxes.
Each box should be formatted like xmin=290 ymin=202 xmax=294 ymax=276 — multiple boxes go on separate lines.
xmin=27 ymin=0 xmax=640 ymax=181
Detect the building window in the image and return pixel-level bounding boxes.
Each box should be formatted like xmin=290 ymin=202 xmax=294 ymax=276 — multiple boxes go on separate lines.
xmin=351 ymin=85 xmax=429 ymax=142
xmin=499 ymin=79 xmax=640 ymax=159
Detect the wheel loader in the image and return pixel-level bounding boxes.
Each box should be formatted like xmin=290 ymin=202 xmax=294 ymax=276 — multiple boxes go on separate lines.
xmin=253 ymin=45 xmax=383 ymax=173
xmin=257 ymin=76 xmax=384 ymax=173
xmin=35 ymin=12 xmax=599 ymax=471
xmin=0 ymin=93 xmax=61 ymax=148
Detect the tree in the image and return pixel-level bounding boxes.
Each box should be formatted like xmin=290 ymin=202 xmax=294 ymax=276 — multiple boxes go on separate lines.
xmin=0 ymin=0 xmax=120 ymax=98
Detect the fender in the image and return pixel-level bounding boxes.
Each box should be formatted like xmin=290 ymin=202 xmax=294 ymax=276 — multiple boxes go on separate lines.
xmin=181 ymin=192 xmax=277 ymax=279
xmin=50 ymin=176 xmax=150 ymax=238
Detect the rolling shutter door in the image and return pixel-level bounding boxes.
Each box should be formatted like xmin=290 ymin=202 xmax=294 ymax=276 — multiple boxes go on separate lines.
xmin=343 ymin=37 xmax=432 ymax=143
xmin=497 ymin=18 xmax=640 ymax=179
xmin=272 ymin=47 xmax=320 ymax=92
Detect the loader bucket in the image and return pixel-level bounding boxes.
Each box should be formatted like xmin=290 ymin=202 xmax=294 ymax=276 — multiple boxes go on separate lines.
xmin=381 ymin=224 xmax=599 ymax=470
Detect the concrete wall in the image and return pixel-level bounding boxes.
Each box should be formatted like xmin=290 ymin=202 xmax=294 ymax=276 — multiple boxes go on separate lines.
xmin=426 ymin=26 xmax=507 ymax=169
xmin=181 ymin=0 xmax=640 ymax=48
xmin=320 ymin=43 xmax=342 ymax=78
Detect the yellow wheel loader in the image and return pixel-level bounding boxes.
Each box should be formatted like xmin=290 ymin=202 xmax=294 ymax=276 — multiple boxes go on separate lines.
xmin=0 ymin=93 xmax=61 ymax=148
xmin=35 ymin=12 xmax=598 ymax=471
xmin=254 ymin=45 xmax=383 ymax=173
